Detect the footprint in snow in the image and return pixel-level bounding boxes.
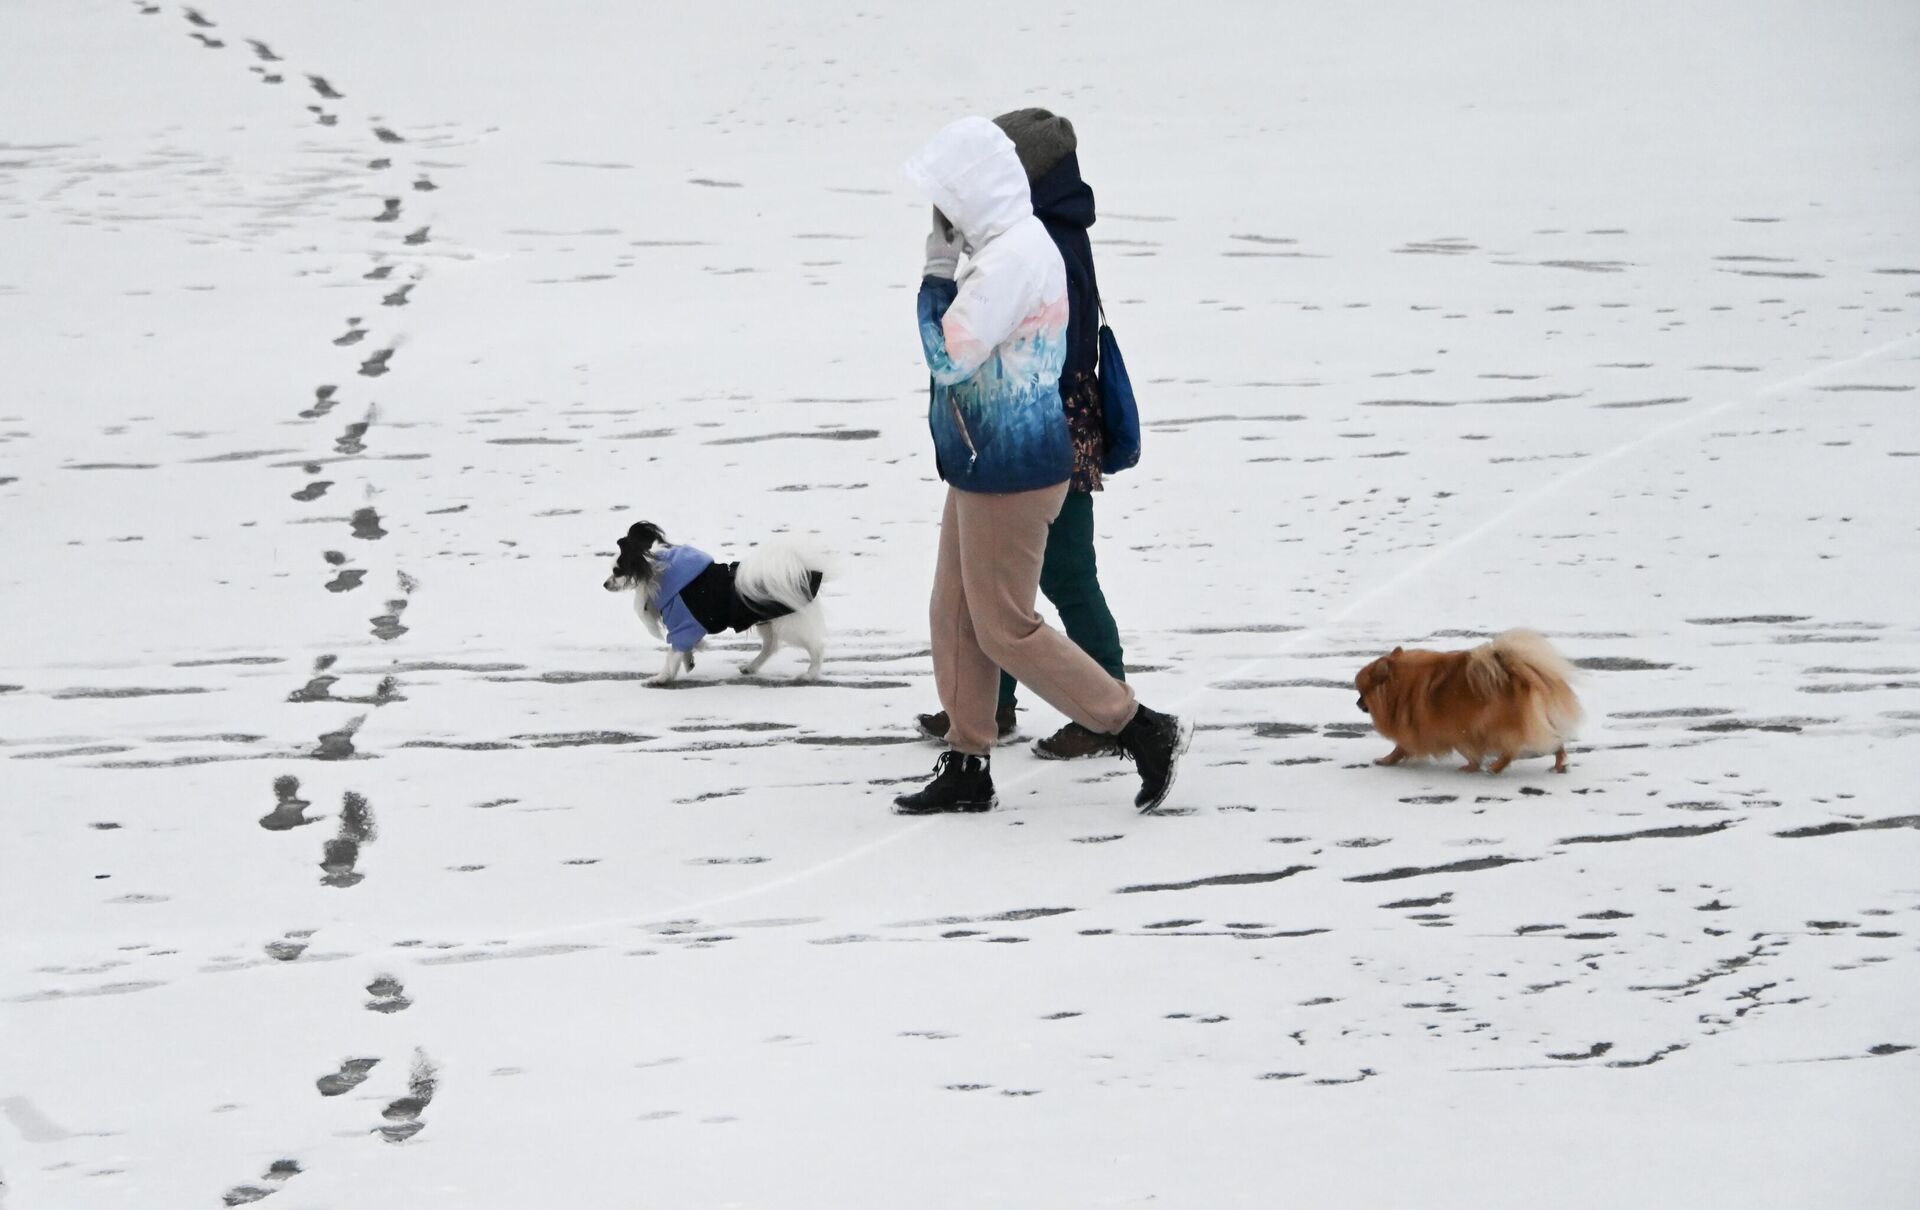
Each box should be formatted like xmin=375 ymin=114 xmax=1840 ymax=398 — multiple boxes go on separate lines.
xmin=319 ymin=791 xmax=375 ymax=885
xmin=378 ymin=1051 xmax=437 ymax=1142
xmin=366 ymin=974 xmax=411 ymax=1013
xmin=259 ymin=775 xmax=317 ymax=831
xmin=317 ymin=1057 xmax=380 ymax=1096
xmin=220 ymin=1159 xmax=301 ymax=1206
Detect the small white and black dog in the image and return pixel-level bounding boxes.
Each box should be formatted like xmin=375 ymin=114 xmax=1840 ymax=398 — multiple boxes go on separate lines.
xmin=602 ymin=521 xmax=829 ymax=685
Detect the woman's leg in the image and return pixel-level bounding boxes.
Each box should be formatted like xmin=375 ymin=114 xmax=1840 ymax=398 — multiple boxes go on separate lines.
xmin=929 ymin=486 xmax=1003 ymax=755
xmin=996 ymin=669 xmax=1019 ymax=710
xmin=954 ymin=484 xmax=1136 ymax=736
xmin=1000 ymin=489 xmax=1127 ymax=709
xmin=1039 ymin=489 xmax=1127 ymax=681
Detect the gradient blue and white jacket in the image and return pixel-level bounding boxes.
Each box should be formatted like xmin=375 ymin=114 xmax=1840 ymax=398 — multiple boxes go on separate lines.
xmin=905 ymin=117 xmax=1072 ymax=493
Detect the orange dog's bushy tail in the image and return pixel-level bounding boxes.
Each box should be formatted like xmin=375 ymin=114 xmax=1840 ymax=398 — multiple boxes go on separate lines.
xmin=1468 ymin=629 xmax=1584 ymax=749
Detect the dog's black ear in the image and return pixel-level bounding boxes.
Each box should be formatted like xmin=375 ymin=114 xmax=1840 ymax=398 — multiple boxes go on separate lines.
xmin=622 ymin=521 xmax=666 ymax=551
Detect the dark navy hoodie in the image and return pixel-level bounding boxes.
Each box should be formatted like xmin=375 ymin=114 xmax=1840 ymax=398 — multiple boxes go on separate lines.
xmin=1028 ymin=151 xmax=1101 ymax=391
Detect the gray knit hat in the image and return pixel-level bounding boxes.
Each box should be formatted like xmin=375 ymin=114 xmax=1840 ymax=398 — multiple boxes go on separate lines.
xmin=992 ymin=108 xmax=1077 ymax=182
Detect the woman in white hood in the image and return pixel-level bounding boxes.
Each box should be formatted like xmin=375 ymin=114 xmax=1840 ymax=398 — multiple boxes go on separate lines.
xmin=893 ymin=116 xmax=1190 ymax=816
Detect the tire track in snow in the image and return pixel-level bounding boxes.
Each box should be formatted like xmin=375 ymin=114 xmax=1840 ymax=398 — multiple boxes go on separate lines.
xmin=1180 ymin=326 xmax=1920 ymax=698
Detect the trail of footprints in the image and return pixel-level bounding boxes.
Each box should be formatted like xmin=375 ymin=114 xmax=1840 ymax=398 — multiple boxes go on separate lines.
xmin=146 ymin=3 xmax=448 ymax=1192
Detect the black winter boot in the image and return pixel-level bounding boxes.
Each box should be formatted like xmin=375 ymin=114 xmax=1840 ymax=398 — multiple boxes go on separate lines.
xmin=915 ymin=703 xmax=1017 ymax=743
xmin=892 ymin=751 xmax=996 ymax=815
xmin=1032 ymin=721 xmax=1122 ymax=760
xmin=1116 ymin=704 xmax=1193 ymax=813
xmin=914 ymin=710 xmax=951 ymax=740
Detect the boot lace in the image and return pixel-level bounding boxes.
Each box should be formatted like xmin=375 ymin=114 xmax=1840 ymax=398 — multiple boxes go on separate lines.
xmin=931 ymin=751 xmax=978 ymax=779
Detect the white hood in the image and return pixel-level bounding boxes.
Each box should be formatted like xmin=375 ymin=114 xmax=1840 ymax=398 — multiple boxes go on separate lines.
xmin=903 ymin=116 xmax=1032 ymax=248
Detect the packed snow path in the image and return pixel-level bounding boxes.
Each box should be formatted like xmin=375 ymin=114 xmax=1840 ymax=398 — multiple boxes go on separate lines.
xmin=3 ymin=2 xmax=1917 ymax=1206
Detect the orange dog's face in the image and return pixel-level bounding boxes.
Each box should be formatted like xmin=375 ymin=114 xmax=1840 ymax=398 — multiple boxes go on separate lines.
xmin=1354 ymin=647 xmax=1403 ymax=714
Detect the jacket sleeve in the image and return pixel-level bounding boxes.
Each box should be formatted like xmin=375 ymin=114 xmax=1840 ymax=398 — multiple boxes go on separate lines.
xmin=661 ymin=598 xmax=706 ymax=652
xmin=917 ymin=266 xmax=1028 ymax=386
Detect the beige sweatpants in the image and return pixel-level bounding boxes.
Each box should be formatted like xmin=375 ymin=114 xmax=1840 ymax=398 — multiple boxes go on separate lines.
xmin=931 ymin=483 xmax=1138 ymax=755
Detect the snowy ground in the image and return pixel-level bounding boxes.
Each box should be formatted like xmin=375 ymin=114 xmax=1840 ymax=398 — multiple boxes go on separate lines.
xmin=4 ymin=2 xmax=1918 ymax=1206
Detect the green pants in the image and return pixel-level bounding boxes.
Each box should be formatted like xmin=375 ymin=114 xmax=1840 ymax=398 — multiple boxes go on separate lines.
xmin=1001 ymin=489 xmax=1126 ymax=708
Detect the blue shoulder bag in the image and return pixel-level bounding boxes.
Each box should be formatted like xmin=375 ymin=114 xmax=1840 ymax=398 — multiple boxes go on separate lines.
xmin=1096 ymin=301 xmax=1141 ymax=474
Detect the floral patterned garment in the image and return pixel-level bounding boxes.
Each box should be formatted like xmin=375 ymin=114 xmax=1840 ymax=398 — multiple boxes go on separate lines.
xmin=1062 ymin=369 xmax=1105 ymax=493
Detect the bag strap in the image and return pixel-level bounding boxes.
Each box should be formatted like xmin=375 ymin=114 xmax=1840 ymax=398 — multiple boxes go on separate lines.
xmin=1094 ymin=297 xmax=1111 ymax=378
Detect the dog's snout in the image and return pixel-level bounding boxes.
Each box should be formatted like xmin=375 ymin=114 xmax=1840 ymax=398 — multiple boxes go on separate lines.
xmin=1356 ymin=695 xmax=1369 ymax=714
xmin=603 ymin=576 xmax=620 ymax=592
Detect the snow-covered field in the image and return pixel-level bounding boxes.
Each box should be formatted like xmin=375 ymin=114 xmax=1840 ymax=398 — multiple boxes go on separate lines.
xmin=4 ymin=2 xmax=1918 ymax=1206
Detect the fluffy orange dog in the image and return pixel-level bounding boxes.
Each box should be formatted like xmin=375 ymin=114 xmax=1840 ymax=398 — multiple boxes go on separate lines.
xmin=1354 ymin=630 xmax=1583 ymax=773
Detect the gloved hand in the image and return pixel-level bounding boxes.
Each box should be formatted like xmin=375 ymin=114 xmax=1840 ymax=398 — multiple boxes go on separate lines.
xmin=923 ymin=208 xmax=963 ymax=279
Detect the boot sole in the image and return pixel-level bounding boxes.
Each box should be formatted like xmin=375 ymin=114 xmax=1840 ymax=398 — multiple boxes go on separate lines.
xmin=891 ymin=795 xmax=997 ymax=816
xmin=1032 ymin=741 xmax=1122 ymax=761
xmin=1136 ymin=717 xmax=1195 ymax=814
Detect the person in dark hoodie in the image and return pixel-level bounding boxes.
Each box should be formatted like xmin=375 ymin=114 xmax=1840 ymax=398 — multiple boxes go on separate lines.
xmin=915 ymin=108 xmax=1129 ymax=760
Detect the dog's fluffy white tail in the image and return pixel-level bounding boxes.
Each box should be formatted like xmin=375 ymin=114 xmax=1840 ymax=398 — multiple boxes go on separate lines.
xmin=735 ymin=538 xmax=831 ymax=612
xmin=1474 ymin=629 xmax=1584 ymax=740
xmin=1489 ymin=629 xmax=1578 ymax=687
